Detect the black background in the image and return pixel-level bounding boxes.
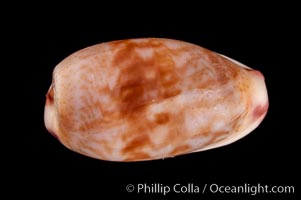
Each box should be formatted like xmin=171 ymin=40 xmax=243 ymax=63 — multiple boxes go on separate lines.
xmin=11 ymin=6 xmax=299 ymax=200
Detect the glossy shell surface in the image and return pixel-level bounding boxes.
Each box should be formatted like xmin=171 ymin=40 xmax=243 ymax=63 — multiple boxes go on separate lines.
xmin=45 ymin=38 xmax=268 ymax=161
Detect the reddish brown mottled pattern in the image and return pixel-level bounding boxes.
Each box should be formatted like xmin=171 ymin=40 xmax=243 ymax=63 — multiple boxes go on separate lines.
xmin=107 ymin=39 xmax=243 ymax=160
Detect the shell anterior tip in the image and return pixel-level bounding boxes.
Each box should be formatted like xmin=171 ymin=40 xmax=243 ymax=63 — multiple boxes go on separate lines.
xmin=253 ymin=103 xmax=269 ymax=119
